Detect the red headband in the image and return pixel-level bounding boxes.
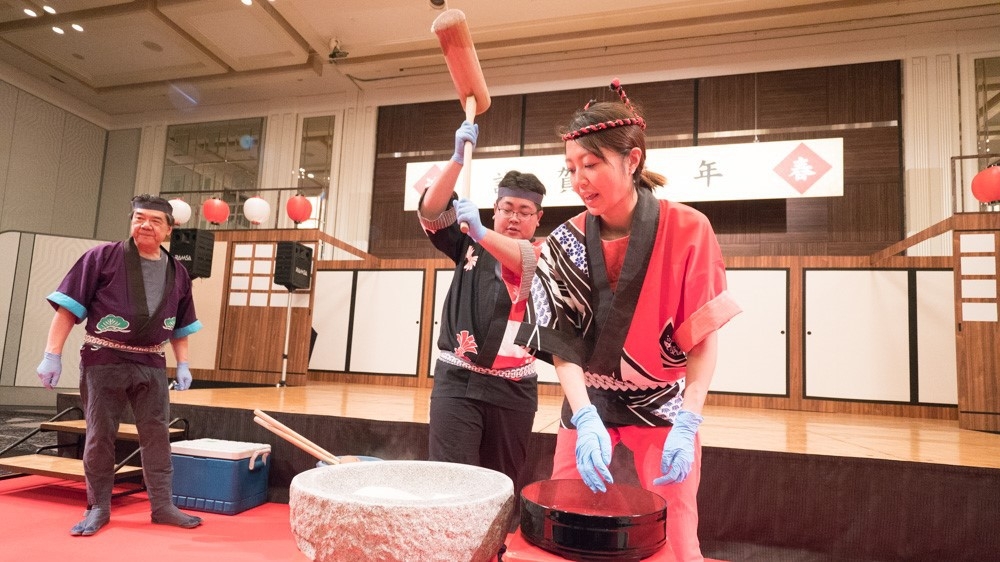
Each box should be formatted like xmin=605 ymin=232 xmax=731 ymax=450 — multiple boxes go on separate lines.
xmin=562 ymin=78 xmax=647 ymax=141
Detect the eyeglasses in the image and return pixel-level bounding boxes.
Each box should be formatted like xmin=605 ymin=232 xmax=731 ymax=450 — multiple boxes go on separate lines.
xmin=495 ymin=207 xmax=537 ymax=221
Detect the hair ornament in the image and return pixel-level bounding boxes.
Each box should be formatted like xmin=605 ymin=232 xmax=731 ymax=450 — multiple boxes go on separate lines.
xmin=562 ymin=78 xmax=646 ymax=141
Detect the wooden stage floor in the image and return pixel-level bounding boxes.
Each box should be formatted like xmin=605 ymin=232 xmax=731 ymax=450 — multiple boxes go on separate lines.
xmin=49 ymin=381 xmax=1000 ymax=560
xmin=165 ymin=380 xmax=1000 ymax=471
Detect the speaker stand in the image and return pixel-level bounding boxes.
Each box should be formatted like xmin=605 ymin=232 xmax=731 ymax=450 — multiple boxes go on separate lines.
xmin=278 ymin=290 xmax=294 ymax=387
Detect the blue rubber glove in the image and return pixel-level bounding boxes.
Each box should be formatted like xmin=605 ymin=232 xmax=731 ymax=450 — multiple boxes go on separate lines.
xmin=453 ymin=198 xmax=487 ymax=242
xmin=174 ymin=361 xmax=192 ymax=391
xmin=451 ymin=121 xmax=478 ymax=165
xmin=36 ymin=352 xmax=62 ymax=389
xmin=653 ymin=409 xmax=703 ymax=486
xmin=571 ymin=404 xmax=614 ymax=493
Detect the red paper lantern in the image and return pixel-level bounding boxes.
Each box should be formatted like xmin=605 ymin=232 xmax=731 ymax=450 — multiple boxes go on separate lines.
xmin=202 ymin=197 xmax=230 ymax=225
xmin=971 ymin=165 xmax=1000 ymax=204
xmin=286 ymin=194 xmax=313 ymax=224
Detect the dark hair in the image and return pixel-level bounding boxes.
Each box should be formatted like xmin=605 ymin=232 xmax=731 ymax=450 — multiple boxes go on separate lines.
xmin=560 ymin=101 xmax=666 ymax=190
xmin=130 ymin=194 xmax=175 ymax=226
xmin=497 ymin=170 xmax=546 ymax=209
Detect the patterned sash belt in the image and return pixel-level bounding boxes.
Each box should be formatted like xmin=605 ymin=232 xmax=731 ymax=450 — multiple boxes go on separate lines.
xmin=584 ymin=372 xmax=675 ymax=392
xmin=83 ymin=334 xmax=166 ymax=355
xmin=439 ymin=351 xmax=536 ymax=381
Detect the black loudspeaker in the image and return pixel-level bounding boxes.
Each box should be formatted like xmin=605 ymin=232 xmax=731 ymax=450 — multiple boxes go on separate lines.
xmin=274 ymin=242 xmax=313 ymax=290
xmin=169 ymin=228 xmax=214 ymax=279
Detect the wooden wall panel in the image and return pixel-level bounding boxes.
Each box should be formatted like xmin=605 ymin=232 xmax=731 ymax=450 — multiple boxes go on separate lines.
xmin=840 ymin=127 xmax=902 ymax=184
xmin=827 ymin=60 xmax=900 ymax=124
xmin=218 ymin=306 xmax=312 ymax=374
xmin=757 ymin=68 xmax=830 ymax=129
xmin=522 ymin=86 xmax=606 ymax=152
xmin=951 ymin=226 xmax=1000 ymax=431
xmin=697 ymin=73 xmax=756 ymax=133
xmin=372 ymin=95 xmax=527 ymax=259
xmin=606 ymin=79 xmax=696 ymax=144
xmin=369 ymin=61 xmax=902 ymax=260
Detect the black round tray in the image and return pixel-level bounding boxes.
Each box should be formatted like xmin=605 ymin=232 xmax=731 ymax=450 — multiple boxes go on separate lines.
xmin=519 ymin=479 xmax=667 ymax=561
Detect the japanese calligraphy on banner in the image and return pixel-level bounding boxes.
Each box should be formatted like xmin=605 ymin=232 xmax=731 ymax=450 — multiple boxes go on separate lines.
xmin=403 ymin=137 xmax=843 ymax=210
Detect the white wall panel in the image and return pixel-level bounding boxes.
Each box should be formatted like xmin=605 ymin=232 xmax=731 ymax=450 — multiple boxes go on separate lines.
xmin=95 ymin=128 xmax=141 ymax=241
xmin=330 ymin=97 xmax=375 ymax=252
xmin=176 ymin=240 xmax=227 ymax=371
xmin=0 ymin=232 xmax=20 ymax=384
xmin=916 ymin=270 xmax=957 ymax=405
xmin=0 ymin=81 xmax=17 ymax=215
xmin=2 ymin=91 xmax=64 ymax=233
xmin=349 ymin=270 xmax=422 ymax=375
xmin=16 ymin=235 xmax=103 ymax=388
xmin=309 ymin=270 xmax=354 ymax=372
xmin=714 ymin=269 xmax=788 ymax=395
xmin=51 ymin=112 xmax=106 ymax=238
xmin=427 ymin=269 xmax=453 ymax=377
xmin=805 ymin=270 xmax=910 ymax=401
xmin=135 ymin=122 xmax=167 ymax=196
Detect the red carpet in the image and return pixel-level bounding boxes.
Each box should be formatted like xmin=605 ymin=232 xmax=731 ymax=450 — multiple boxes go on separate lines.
xmin=1 ymin=476 xmax=726 ymax=562
xmin=0 ymin=476 xmax=308 ymax=561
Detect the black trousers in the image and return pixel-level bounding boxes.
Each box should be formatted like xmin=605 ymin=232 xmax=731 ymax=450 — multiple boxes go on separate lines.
xmin=80 ymin=362 xmax=172 ymax=510
xmin=428 ymin=395 xmax=535 ymax=489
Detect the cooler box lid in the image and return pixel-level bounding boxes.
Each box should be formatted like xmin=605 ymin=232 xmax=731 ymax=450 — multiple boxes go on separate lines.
xmin=170 ymin=438 xmax=271 ymax=460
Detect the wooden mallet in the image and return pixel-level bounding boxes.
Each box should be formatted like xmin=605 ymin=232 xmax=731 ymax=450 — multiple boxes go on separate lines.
xmin=432 ymin=9 xmax=491 ymax=233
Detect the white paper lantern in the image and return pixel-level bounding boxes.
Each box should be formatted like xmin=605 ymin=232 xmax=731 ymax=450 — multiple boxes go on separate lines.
xmin=243 ymin=196 xmax=271 ymax=225
xmin=168 ymin=198 xmax=192 ymax=225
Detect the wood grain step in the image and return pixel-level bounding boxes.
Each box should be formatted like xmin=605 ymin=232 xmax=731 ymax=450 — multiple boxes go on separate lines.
xmin=0 ymin=455 xmax=143 ymax=481
xmin=39 ymin=420 xmax=184 ymax=441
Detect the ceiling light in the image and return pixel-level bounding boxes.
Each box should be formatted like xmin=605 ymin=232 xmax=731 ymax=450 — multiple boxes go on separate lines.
xmin=42 ymin=5 xmax=55 ymax=14
xmin=23 ymin=8 xmax=37 ymax=17
xmin=52 ymin=26 xmax=64 ymax=34
xmin=72 ymin=24 xmax=83 ymax=32
xmin=241 ymin=0 xmax=252 ymax=5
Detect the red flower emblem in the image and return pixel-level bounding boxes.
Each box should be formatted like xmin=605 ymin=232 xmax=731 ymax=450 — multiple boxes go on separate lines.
xmin=454 ymin=330 xmax=478 ymax=358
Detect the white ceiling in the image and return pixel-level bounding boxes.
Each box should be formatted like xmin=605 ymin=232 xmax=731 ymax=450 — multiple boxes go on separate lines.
xmin=0 ymin=0 xmax=996 ymax=118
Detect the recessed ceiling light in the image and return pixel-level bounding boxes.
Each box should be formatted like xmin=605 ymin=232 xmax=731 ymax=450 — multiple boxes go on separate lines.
xmin=241 ymin=0 xmax=252 ymax=5
xmin=23 ymin=8 xmax=37 ymax=17
xmin=72 ymin=24 xmax=84 ymax=32
xmin=42 ymin=5 xmax=56 ymax=14
xmin=52 ymin=26 xmax=64 ymax=34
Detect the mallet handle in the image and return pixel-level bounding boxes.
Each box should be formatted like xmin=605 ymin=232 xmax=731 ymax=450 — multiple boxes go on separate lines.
xmin=254 ymin=416 xmax=337 ymax=465
xmin=459 ymin=95 xmax=478 ymax=234
xmin=253 ymin=409 xmax=339 ymax=464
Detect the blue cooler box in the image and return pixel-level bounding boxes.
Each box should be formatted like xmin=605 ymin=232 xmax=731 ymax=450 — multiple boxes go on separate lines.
xmin=170 ymin=438 xmax=271 ymax=515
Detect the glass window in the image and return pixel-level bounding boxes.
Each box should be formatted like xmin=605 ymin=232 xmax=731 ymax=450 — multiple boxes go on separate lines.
xmin=976 ymin=57 xmax=1000 ymax=161
xmin=972 ymin=56 xmax=1000 ymax=211
xmin=974 ymin=56 xmax=999 ymax=167
xmin=160 ymin=117 xmax=265 ymax=228
xmin=292 ymin=115 xmax=335 ymax=229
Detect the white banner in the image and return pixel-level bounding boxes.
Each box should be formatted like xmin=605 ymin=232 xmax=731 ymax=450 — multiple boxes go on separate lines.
xmin=404 ymin=137 xmax=843 ymax=210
